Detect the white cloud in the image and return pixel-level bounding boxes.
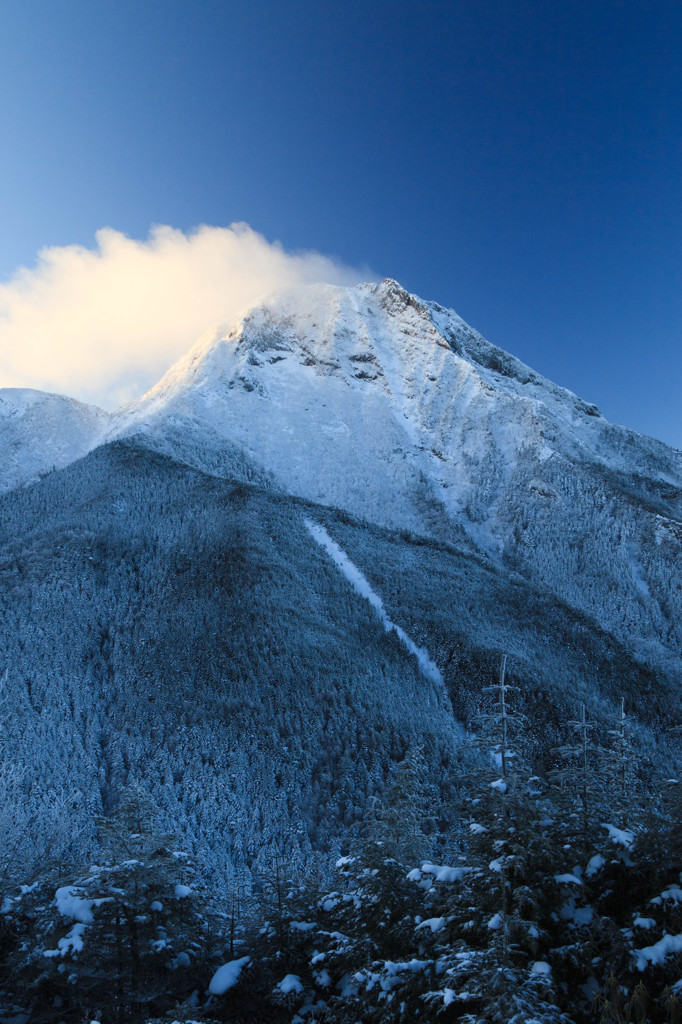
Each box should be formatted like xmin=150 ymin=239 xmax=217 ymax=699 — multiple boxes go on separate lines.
xmin=0 ymin=223 xmax=370 ymax=409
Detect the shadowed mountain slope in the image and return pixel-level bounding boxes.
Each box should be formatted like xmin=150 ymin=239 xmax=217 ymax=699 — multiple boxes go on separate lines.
xmin=1 ymin=440 xmax=677 ymax=884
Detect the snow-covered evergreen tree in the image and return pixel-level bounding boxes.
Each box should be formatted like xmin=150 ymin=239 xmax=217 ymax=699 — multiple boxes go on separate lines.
xmin=11 ymin=785 xmax=212 ymax=1023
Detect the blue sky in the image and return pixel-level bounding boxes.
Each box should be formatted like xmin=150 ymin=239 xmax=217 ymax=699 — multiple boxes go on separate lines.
xmin=0 ymin=0 xmax=680 ymax=445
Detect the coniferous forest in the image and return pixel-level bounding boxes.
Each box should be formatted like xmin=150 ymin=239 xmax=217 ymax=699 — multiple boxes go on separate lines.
xmin=1 ymin=671 xmax=681 ymax=1023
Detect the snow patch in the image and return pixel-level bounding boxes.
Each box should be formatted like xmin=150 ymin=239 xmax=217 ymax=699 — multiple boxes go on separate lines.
xmin=586 ymin=854 xmax=605 ymax=877
xmin=55 ymin=886 xmax=94 ymax=924
xmin=416 ymin=917 xmax=447 ymax=934
xmin=420 ymin=861 xmax=469 ymax=883
xmin=602 ymin=824 xmax=635 ymax=848
xmin=209 ymin=956 xmax=251 ymax=995
xmin=636 ymin=933 xmax=682 ymax=970
xmin=44 ymin=922 xmax=88 ymax=957
xmin=305 ymin=519 xmax=443 ymax=685
xmin=277 ymin=973 xmax=304 ymax=995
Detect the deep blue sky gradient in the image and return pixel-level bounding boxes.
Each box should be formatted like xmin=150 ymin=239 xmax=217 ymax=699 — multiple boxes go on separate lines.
xmin=0 ymin=0 xmax=680 ymax=446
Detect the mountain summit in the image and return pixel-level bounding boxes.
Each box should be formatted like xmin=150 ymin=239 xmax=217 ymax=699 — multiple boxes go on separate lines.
xmin=106 ymin=278 xmax=682 ymax=664
xmin=119 ymin=278 xmax=682 ymax=517
xmin=2 ymin=279 xmax=681 ymax=667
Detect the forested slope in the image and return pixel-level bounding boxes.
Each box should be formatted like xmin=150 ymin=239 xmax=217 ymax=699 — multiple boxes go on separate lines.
xmin=1 ymin=439 xmax=678 ymax=891
xmin=0 ymin=441 xmax=455 ymax=884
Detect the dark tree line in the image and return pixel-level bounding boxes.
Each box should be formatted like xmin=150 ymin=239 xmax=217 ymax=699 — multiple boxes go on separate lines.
xmin=2 ymin=670 xmax=681 ymax=1024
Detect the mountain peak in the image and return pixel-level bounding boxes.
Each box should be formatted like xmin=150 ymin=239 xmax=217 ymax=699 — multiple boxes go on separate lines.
xmin=373 ymin=276 xmax=428 ymax=312
xmin=0 ymin=387 xmax=109 ymax=494
xmin=104 ymin=279 xmax=680 ymax=567
xmin=2 ymin=277 xmax=681 ymax=677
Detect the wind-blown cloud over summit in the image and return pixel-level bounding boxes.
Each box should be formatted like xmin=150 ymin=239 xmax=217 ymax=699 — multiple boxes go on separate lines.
xmin=0 ymin=224 xmax=369 ymax=409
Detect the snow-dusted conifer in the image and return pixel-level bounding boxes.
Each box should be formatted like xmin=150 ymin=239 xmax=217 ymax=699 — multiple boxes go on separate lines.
xmin=418 ymin=657 xmax=572 ymax=1020
xmin=606 ymin=697 xmax=640 ymax=825
xmin=552 ymin=702 xmax=611 ymax=850
xmin=380 ymin=744 xmax=434 ymax=864
xmin=19 ymin=784 xmax=210 ymax=1024
xmin=472 ymin=654 xmax=524 ymax=782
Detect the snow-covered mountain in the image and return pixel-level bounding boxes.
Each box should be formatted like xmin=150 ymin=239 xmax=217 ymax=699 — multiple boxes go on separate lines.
xmin=0 ymin=388 xmax=109 ymax=494
xmin=106 ymin=278 xmax=682 ymax=666
xmin=1 ymin=277 xmax=681 ymax=882
xmin=3 ymin=278 xmax=681 ymax=666
xmin=2 ymin=279 xmax=681 ymax=666
xmin=117 ymin=278 xmax=681 ymax=531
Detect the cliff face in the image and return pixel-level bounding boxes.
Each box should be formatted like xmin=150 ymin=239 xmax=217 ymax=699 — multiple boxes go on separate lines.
xmin=115 ymin=278 xmax=682 ymax=667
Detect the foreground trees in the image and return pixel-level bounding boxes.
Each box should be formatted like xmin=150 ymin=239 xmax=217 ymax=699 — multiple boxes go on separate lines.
xmin=1 ymin=786 xmax=212 ymax=1023
xmin=1 ymin=669 xmax=681 ymax=1023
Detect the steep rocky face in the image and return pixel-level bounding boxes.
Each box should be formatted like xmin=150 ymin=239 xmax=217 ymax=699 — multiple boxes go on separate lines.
xmin=112 ymin=279 xmax=682 ymax=668
xmin=119 ymin=279 xmax=682 ymax=526
xmin=0 ymin=388 xmax=109 ymax=494
xmin=2 ymin=279 xmax=680 ymax=670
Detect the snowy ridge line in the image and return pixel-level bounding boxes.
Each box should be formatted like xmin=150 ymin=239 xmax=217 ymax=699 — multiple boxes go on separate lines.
xmin=304 ymin=518 xmax=443 ymax=686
